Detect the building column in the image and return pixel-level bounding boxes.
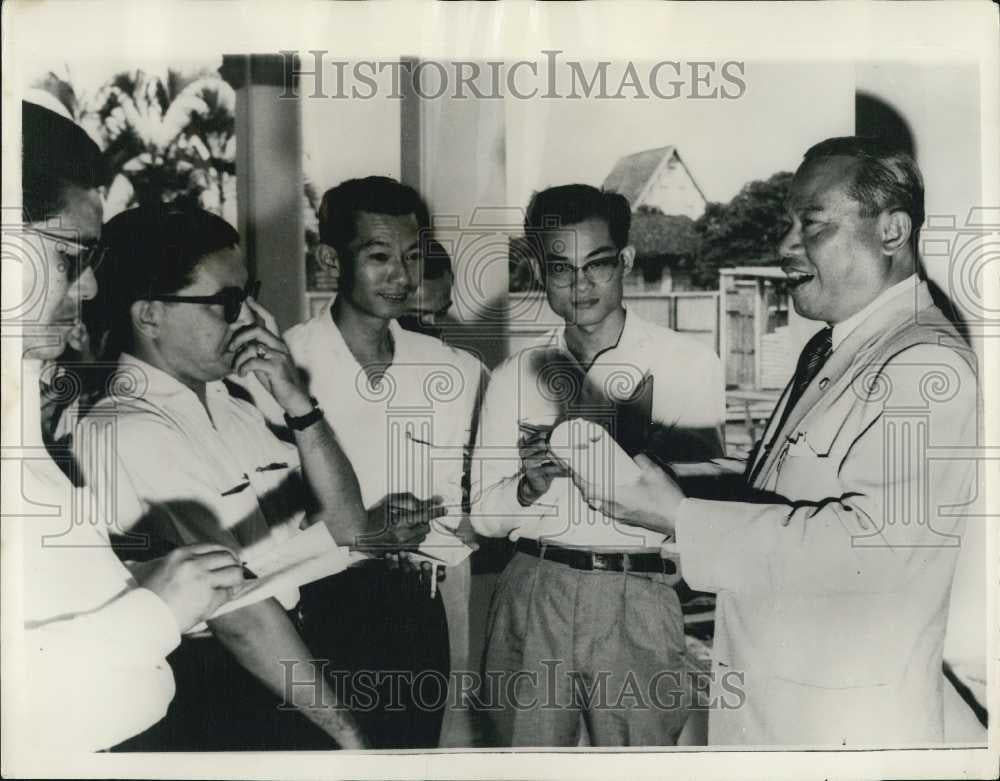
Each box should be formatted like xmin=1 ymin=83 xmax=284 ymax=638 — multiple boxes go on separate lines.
xmin=220 ymin=54 xmax=304 ymax=331
xmin=400 ymin=60 xmax=510 ymax=370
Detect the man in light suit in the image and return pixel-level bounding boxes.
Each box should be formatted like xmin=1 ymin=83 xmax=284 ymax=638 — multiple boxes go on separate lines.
xmin=576 ymin=137 xmax=980 ymax=746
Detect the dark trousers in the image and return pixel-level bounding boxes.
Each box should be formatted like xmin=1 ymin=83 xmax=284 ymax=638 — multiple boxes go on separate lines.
xmin=111 ymin=632 xmax=335 ymax=752
xmin=298 ymin=563 xmax=450 ymax=749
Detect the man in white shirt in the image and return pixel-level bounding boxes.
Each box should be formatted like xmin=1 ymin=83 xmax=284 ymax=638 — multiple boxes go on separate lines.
xmin=2 ymin=100 xmax=245 ymax=758
xmin=576 ymin=138 xmax=981 ymax=746
xmin=284 ymin=177 xmax=485 ymax=748
xmin=72 ymin=204 xmax=418 ymax=749
xmin=472 ymin=184 xmax=726 ymax=746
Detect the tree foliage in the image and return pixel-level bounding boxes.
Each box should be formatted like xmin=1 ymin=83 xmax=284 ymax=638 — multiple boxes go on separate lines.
xmin=33 ymin=66 xmax=237 ymax=221
xmin=93 ymin=68 xmax=236 ymax=214
xmin=689 ymin=171 xmax=793 ymax=288
xmin=629 ymin=206 xmax=697 ymax=285
xmin=631 ymin=206 xmax=698 ymax=258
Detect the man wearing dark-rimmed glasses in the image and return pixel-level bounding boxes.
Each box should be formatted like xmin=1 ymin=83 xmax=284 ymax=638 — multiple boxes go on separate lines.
xmin=72 ymin=204 xmax=423 ymax=750
xmin=471 ymin=184 xmax=727 ymax=746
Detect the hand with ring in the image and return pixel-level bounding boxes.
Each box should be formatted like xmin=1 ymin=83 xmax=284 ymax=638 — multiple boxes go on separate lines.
xmin=229 ymin=298 xmax=311 ymax=416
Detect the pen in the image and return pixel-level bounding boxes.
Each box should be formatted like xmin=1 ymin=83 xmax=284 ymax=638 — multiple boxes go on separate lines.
xmin=430 ymin=564 xmax=438 ymax=598
xmin=111 ymin=531 xmax=257 ymax=580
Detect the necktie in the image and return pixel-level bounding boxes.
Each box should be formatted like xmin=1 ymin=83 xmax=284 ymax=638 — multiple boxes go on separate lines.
xmin=746 ymin=326 xmax=833 ymax=482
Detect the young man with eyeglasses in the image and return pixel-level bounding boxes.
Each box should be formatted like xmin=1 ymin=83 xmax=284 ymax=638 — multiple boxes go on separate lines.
xmin=70 ymin=204 xmax=429 ymax=750
xmin=471 ymin=184 xmax=726 ymax=747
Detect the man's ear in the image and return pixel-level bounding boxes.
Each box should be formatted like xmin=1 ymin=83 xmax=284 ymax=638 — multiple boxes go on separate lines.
xmin=620 ymin=245 xmax=636 ymax=274
xmin=879 ymin=210 xmax=912 ymax=254
xmin=130 ymin=300 xmax=161 ymax=341
xmin=316 ymin=243 xmax=341 ymax=281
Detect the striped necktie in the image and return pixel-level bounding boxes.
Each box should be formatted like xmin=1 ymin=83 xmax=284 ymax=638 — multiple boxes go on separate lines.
xmin=746 ymin=326 xmax=833 ymax=483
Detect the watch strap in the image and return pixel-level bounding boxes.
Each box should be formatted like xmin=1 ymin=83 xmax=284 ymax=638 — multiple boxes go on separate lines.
xmin=284 ymin=397 xmax=323 ymax=430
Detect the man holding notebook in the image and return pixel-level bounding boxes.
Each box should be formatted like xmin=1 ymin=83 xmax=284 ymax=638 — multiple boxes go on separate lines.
xmin=6 ymin=98 xmax=244 ymax=756
xmin=472 ymin=184 xmax=726 ymax=746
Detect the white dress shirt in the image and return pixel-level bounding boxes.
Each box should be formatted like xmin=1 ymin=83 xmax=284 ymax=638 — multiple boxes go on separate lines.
xmin=284 ymin=308 xmax=485 ymax=526
xmin=282 ymin=305 xmax=486 ymax=731
xmin=73 ymin=353 xmax=314 ymax=609
xmin=5 ymin=358 xmax=180 ymax=752
xmin=832 ymin=274 xmax=919 ymax=349
xmin=472 ymin=308 xmax=726 ymax=550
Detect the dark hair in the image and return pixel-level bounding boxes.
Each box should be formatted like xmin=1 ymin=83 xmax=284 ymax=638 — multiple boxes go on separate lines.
xmin=97 ymin=203 xmax=240 ymax=358
xmin=802 ymin=136 xmax=925 ymax=240
xmin=423 ymin=238 xmax=452 ymax=280
xmin=22 ymin=101 xmax=107 ymax=222
xmin=318 ymin=176 xmax=430 ymax=256
xmin=524 ymin=184 xmax=632 ymax=250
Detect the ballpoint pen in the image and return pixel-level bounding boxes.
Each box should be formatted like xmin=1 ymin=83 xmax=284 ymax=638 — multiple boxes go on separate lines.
xmin=111 ymin=532 xmax=257 ymax=579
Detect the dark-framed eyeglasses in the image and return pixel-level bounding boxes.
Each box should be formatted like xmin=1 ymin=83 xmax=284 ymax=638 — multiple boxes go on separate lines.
xmin=545 ymin=253 xmax=621 ymax=288
xmin=148 ymin=280 xmax=261 ymax=323
xmin=25 ymin=226 xmax=107 ymax=283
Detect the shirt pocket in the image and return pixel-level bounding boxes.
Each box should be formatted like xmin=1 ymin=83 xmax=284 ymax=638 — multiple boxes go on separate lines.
xmin=246 ymin=461 xmax=304 ymax=534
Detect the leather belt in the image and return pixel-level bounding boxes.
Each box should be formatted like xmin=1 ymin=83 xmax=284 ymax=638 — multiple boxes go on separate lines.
xmin=515 ymin=538 xmax=676 ymax=575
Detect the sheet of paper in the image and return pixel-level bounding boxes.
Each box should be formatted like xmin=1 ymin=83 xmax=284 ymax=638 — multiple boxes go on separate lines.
xmin=413 ymin=521 xmax=475 ymax=567
xmin=241 ymin=521 xmax=336 ymax=577
xmin=187 ymin=523 xmax=355 ymax=631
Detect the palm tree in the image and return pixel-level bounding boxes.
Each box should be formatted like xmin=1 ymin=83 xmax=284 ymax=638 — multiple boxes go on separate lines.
xmin=91 ymin=67 xmax=236 ymax=216
xmin=178 ymin=80 xmax=237 ymax=216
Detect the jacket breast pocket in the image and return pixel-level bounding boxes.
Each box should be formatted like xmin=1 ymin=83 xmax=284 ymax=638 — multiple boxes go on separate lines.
xmin=774 ymin=434 xmax=840 ymax=502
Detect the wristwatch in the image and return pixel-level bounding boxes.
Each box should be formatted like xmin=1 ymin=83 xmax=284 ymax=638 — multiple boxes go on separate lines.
xmin=284 ymin=396 xmax=323 ymax=430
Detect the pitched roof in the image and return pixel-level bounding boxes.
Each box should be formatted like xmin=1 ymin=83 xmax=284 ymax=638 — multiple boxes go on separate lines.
xmin=602 ymin=145 xmax=707 ymax=208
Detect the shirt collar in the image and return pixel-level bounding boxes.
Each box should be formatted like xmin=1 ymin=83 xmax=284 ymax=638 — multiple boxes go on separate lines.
xmin=323 ymin=298 xmax=414 ymax=368
xmin=118 ymin=352 xmax=227 ymax=407
xmin=831 ymin=275 xmax=918 ymax=350
xmin=553 ymin=305 xmax=637 ymax=362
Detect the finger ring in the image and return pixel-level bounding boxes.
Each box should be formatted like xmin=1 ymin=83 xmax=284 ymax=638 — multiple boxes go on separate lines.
xmin=255 ymin=343 xmax=270 ymax=359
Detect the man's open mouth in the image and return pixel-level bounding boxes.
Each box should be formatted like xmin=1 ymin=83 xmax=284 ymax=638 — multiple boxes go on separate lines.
xmin=783 ymin=268 xmax=815 ymax=290
xmin=378 ymin=292 xmax=408 ymax=303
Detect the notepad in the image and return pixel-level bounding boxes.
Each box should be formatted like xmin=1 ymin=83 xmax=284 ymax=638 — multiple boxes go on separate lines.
xmin=189 ymin=523 xmax=356 ymax=630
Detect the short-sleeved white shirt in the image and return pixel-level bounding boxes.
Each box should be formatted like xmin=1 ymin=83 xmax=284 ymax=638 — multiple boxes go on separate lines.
xmin=74 ymin=353 xmax=309 ymax=607
xmin=284 ymin=306 xmax=485 ymax=523
xmin=472 ymin=308 xmax=726 ymax=550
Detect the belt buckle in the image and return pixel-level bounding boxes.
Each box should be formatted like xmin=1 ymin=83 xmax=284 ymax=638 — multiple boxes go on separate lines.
xmin=590 ymin=553 xmax=610 ymax=571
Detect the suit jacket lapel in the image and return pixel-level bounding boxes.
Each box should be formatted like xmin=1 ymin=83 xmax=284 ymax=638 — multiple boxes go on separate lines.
xmin=746 ymin=382 xmax=792 ymax=481
xmin=752 ymin=281 xmax=932 ymax=488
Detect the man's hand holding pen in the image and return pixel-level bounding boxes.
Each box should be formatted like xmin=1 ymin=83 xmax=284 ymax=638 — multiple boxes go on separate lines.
xmin=131 ymin=543 xmax=246 ymax=633
xmin=354 ymin=492 xmax=446 ymax=553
